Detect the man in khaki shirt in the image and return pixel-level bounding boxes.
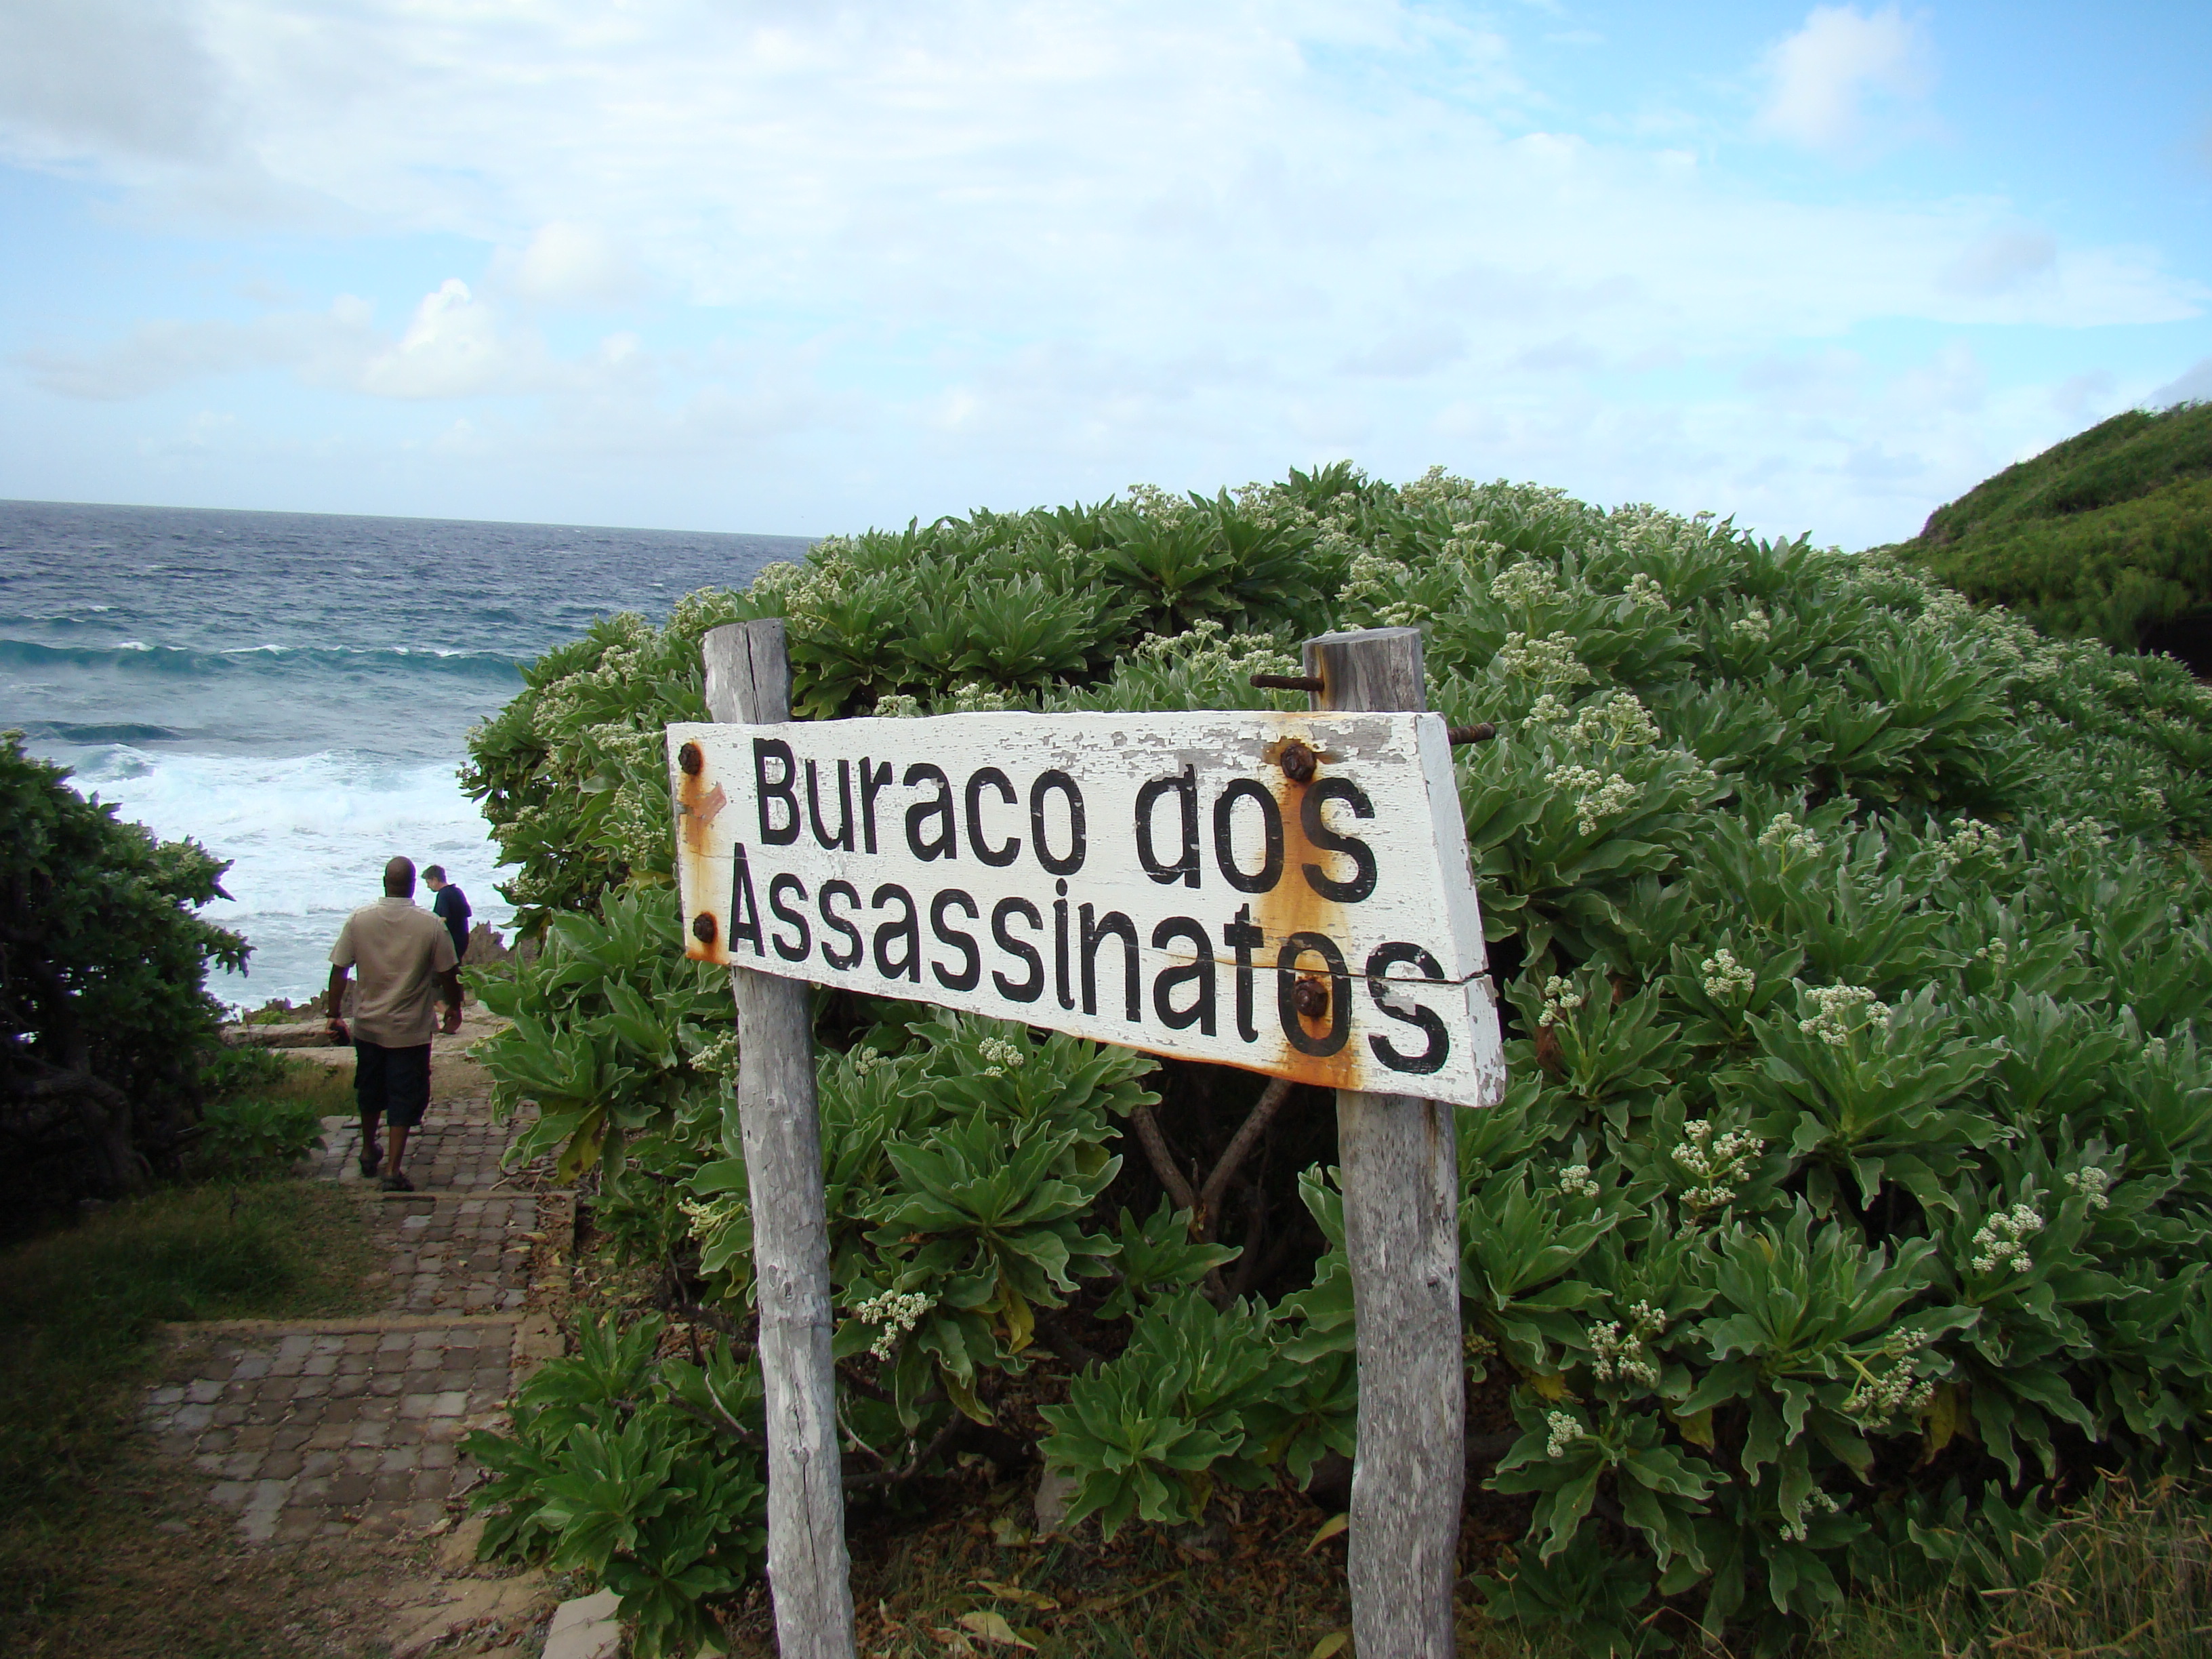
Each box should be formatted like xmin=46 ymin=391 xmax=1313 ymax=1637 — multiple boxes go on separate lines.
xmin=326 ymin=856 xmax=462 ymax=1191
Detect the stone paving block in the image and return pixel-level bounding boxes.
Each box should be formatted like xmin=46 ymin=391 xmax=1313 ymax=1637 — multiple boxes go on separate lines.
xmin=149 ymin=1084 xmax=528 ymax=1547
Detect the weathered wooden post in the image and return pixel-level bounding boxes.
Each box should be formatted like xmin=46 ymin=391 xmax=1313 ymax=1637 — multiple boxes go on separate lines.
xmin=701 ymin=619 xmax=857 ymax=1659
xmin=1307 ymin=626 xmax=1465 ymax=1656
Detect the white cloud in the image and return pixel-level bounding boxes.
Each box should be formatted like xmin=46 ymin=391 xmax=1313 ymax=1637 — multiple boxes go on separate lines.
xmin=506 ymin=223 xmax=644 ymax=308
xmin=359 ymin=280 xmax=526 ymax=399
xmin=1755 ymin=5 xmax=1936 ymax=157
xmin=16 ymin=281 xmax=642 ymax=403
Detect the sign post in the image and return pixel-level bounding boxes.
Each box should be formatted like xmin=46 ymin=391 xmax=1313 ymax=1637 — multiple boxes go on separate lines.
xmin=700 ymin=621 xmax=855 ymax=1659
xmin=1308 ymin=626 xmax=1464 ymax=1658
xmin=677 ymin=621 xmax=1501 ymax=1654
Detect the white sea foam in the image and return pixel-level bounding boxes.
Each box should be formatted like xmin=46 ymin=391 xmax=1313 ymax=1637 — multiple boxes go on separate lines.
xmin=69 ymin=745 xmax=517 ymax=1009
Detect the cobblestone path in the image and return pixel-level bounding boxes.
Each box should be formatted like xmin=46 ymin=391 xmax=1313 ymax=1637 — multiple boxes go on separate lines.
xmin=142 ymin=1041 xmax=562 ymax=1551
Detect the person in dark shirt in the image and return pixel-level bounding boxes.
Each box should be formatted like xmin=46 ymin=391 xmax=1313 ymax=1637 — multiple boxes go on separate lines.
xmin=422 ymin=865 xmax=472 ymax=963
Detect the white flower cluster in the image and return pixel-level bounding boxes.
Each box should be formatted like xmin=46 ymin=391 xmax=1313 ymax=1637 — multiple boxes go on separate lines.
xmin=1496 ymin=631 xmax=1595 ymax=689
xmin=1489 ymin=560 xmax=1562 ymax=609
xmin=1547 ymin=764 xmax=1640 ymax=835
xmin=1564 ymin=693 xmax=1661 ymax=754
xmin=1934 ymin=817 xmax=2006 ymax=868
xmin=1730 ymin=609 xmax=1772 ymax=643
xmin=1780 ymin=1489 xmax=1845 ymax=1544
xmin=1623 ymin=573 xmax=1668 ymax=611
xmin=1969 ymin=1203 xmax=2044 ymax=1275
xmin=1339 ymin=549 xmax=1429 ymax=628
xmin=1588 ymin=1301 xmax=1665 ymax=1388
xmin=876 ymin=693 xmax=924 ymax=718
xmin=1699 ymin=948 xmax=1756 ymax=1001
xmin=2137 ymin=785 xmax=2168 ymax=813
xmin=1843 ymin=1330 xmax=1936 ymax=1427
xmin=1557 ymin=1164 xmax=1600 ymax=1200
xmin=947 ymin=682 xmax=1014 ymax=714
xmin=750 ymin=544 xmax=861 ymax=622
xmin=1758 ymin=812 xmax=1822 ymax=858
xmin=977 ymin=1036 xmax=1027 ymax=1078
xmin=1917 ymin=588 xmax=1977 ymax=630
xmin=687 ymin=1031 xmax=739 ymax=1077
xmin=1799 ymin=984 xmax=1889 ymax=1048
xmin=1133 ymin=617 xmax=1300 ymax=682
xmin=1673 ymin=1120 xmax=1764 ymax=1218
xmin=1971 ymin=938 xmax=2012 ymax=974
xmin=2049 ymin=817 xmax=2114 ymax=847
xmin=2065 ymin=1166 xmax=2114 ymax=1210
xmin=850 ymin=1046 xmax=889 ymax=1076
xmin=851 ymin=1288 xmax=938 ymax=1362
xmin=607 ymin=779 xmax=676 ymax=869
xmin=1538 ymin=975 xmax=1585 ymax=1029
xmin=1543 ymin=1410 xmax=1587 ymax=1458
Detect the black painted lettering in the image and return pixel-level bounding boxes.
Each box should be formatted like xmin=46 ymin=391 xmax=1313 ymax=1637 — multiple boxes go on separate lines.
xmin=768 ymin=874 xmax=811 ymax=963
xmin=930 ymin=888 xmax=981 ymax=992
xmin=727 ymin=844 xmax=763 ymax=956
xmin=1031 ymin=770 xmax=1088 ymax=875
xmin=819 ymin=880 xmax=863 ymax=970
xmin=753 ymin=738 xmax=800 ymax=846
xmin=904 ymin=764 xmax=958 ymax=861
xmin=1079 ymin=905 xmax=1141 ymax=1021
xmin=1052 ymin=884 xmax=1073 ymax=1010
xmin=1366 ymin=942 xmax=1450 ymax=1075
xmin=1213 ymin=779 xmax=1284 ymax=894
xmin=1277 ymin=931 xmax=1351 ymax=1057
xmin=1224 ymin=903 xmax=1263 ymax=1044
xmin=966 ymin=768 xmax=1021 ymax=867
xmin=806 ymin=758 xmax=855 ymax=851
xmin=1135 ymin=766 xmax=1200 ymax=888
xmin=871 ymin=883 xmax=920 ymax=982
xmin=1301 ymin=777 xmax=1378 ymax=903
xmin=991 ymin=897 xmax=1044 ymax=1002
xmin=1150 ymin=916 xmax=1216 ymax=1035
xmin=859 ymin=758 xmax=893 ymax=854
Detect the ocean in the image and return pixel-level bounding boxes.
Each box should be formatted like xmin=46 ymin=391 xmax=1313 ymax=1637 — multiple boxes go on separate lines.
xmin=0 ymin=499 xmax=804 ymax=1008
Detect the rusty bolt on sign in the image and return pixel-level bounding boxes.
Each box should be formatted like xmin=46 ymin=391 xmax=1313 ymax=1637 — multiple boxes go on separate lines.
xmin=1292 ymin=976 xmax=1330 ymax=1019
xmin=678 ymin=741 xmax=704 ymax=775
xmin=1279 ymin=740 xmax=1318 ymax=785
xmin=692 ymin=912 xmax=718 ymax=944
xmin=1446 ymin=723 xmax=1498 ymax=745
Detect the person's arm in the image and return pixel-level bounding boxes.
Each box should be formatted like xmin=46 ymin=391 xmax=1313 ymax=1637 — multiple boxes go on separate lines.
xmin=438 ymin=966 xmax=464 ymax=1036
xmin=326 ymin=964 xmax=351 ymax=1044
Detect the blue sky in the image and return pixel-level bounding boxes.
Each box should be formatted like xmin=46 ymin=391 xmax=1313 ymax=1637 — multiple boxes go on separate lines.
xmin=1 ymin=1 xmax=2207 ymax=546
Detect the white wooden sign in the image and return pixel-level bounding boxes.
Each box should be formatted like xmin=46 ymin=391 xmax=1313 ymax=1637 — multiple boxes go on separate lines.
xmin=667 ymin=710 xmax=1504 ymax=1109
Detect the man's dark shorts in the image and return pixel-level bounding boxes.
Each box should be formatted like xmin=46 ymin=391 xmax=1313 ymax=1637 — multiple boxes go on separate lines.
xmin=354 ymin=1041 xmax=432 ymax=1128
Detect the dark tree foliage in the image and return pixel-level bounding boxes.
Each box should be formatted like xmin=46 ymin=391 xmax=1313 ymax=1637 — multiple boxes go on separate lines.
xmin=1902 ymin=401 xmax=2212 ymax=656
xmin=0 ymin=733 xmax=248 ymax=1203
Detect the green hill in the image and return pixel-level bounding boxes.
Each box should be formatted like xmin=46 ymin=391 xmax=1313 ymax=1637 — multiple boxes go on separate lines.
xmin=1900 ymin=399 xmax=2212 ymax=662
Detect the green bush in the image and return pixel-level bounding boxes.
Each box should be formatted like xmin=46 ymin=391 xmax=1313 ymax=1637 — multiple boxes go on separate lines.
xmin=463 ymin=1311 xmax=766 ymax=1659
xmin=1899 ymin=401 xmax=2212 ymax=647
xmin=0 ymin=734 xmax=249 ymax=1202
xmin=189 ymin=1094 xmax=327 ymax=1175
xmin=466 ymin=467 xmax=2212 ymax=1651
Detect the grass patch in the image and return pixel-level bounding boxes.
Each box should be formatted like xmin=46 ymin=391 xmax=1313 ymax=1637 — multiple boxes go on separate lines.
xmin=0 ymin=1179 xmax=375 ymax=1652
xmin=1816 ymin=1477 xmax=2212 ymax=1659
